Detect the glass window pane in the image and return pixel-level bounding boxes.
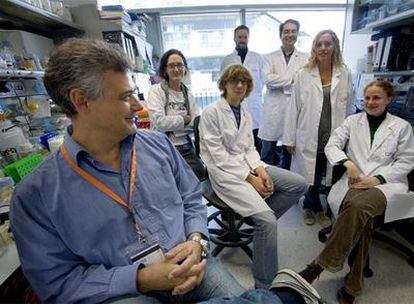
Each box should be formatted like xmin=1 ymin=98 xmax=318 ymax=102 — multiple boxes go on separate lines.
xmin=246 ymin=10 xmax=346 ymax=54
xmin=161 ymin=13 xmax=241 ymax=111
xmin=98 ymin=1 xmax=346 ymax=10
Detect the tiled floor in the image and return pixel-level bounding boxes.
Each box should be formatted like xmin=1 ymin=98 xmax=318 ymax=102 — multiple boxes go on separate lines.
xmin=209 ymin=202 xmax=414 ymax=304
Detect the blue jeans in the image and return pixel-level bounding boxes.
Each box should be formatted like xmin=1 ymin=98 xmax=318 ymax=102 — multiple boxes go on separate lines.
xmin=199 ymin=289 xmax=305 ymax=304
xmin=200 ymin=289 xmax=283 ymax=304
xmin=280 ymin=146 xmax=291 ymax=170
xmin=105 ymin=257 xmax=245 ymax=303
xmin=261 ymin=141 xmax=291 ymax=169
xmin=302 ymin=152 xmax=327 ymax=213
xmin=249 ymin=166 xmax=308 ymax=289
xmin=260 ymin=140 xmax=280 ymax=166
xmin=107 ymin=289 xmax=302 ymax=304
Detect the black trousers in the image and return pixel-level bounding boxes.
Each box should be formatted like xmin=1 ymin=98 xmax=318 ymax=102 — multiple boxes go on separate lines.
xmin=175 ymin=143 xmax=205 ymax=181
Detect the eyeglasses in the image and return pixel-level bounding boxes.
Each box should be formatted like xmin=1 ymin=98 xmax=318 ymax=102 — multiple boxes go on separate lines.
xmin=167 ymin=63 xmax=185 ymax=70
xmin=228 ymin=77 xmax=249 ymax=85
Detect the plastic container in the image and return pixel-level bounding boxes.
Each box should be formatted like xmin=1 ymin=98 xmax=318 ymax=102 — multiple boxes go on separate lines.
xmin=0 ymin=120 xmax=29 ymax=156
xmin=18 ymin=143 xmax=35 ymax=158
xmin=135 ymin=108 xmax=150 ymax=129
xmin=3 ymin=153 xmax=43 ymax=183
xmin=40 ymin=131 xmax=58 ymax=150
xmin=48 ymin=135 xmax=63 ymax=152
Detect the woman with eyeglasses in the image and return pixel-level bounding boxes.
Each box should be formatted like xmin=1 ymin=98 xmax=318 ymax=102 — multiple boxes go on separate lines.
xmin=147 ymin=49 xmax=204 ymax=179
xmin=283 ymin=29 xmax=354 ymax=228
xmin=199 ymin=64 xmax=308 ymax=289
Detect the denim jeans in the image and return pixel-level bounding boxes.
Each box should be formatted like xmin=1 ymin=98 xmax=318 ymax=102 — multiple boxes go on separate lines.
xmin=110 ymin=289 xmax=303 ymax=304
xmin=252 ymin=128 xmax=262 ymax=154
xmin=280 ymin=146 xmax=291 ymax=170
xmin=302 ymin=152 xmax=327 ymax=213
xmin=200 ymin=289 xmax=284 ymax=304
xmin=105 ymin=257 xmax=245 ymax=304
xmin=260 ymin=140 xmax=280 ymax=166
xmin=249 ymin=166 xmax=308 ymax=289
xmin=260 ymin=141 xmax=291 ymax=169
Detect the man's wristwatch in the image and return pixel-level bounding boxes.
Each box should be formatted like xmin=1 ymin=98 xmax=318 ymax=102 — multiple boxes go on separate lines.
xmin=189 ymin=235 xmax=210 ymax=259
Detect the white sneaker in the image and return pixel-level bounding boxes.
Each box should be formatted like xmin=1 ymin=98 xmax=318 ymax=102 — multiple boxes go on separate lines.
xmin=270 ymin=269 xmax=327 ymax=304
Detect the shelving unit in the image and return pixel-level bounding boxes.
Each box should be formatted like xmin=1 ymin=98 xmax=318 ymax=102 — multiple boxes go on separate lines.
xmin=0 ymin=4 xmax=82 ymax=294
xmin=0 ymin=69 xmax=44 ymax=79
xmin=362 ymin=70 xmax=414 ymax=77
xmin=0 ymin=243 xmax=20 ymax=287
xmin=0 ymin=0 xmax=84 ymax=40
xmin=351 ymin=1 xmax=414 ymax=34
xmin=351 ymin=2 xmax=414 ymax=126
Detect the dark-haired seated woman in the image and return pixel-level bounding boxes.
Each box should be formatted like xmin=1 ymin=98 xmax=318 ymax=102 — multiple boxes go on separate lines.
xmin=147 ymin=49 xmax=204 ymax=179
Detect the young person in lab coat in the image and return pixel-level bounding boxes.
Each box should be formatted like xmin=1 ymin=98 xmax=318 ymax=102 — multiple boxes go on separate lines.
xmin=221 ymin=25 xmax=265 ymax=152
xmin=199 ymin=64 xmax=308 ymax=289
xmin=299 ymin=80 xmax=414 ymax=304
xmin=147 ymin=49 xmax=204 ymax=180
xmin=284 ymin=29 xmax=354 ymax=227
xmin=258 ymin=19 xmax=308 ymax=168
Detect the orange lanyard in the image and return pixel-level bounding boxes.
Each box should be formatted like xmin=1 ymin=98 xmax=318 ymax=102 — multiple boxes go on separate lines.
xmin=61 ymin=143 xmax=145 ymax=241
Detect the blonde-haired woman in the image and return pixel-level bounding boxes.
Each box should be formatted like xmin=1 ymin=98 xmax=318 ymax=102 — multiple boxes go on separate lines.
xmin=200 ymin=64 xmax=307 ymax=289
xmin=284 ymin=29 xmax=354 ymax=227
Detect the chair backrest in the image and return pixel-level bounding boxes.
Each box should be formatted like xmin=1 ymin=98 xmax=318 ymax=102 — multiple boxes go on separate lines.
xmin=193 ymin=116 xmax=201 ymax=158
xmin=408 ymin=169 xmax=414 ymax=191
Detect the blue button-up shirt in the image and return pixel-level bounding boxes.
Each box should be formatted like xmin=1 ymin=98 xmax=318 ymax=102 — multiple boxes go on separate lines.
xmin=10 ymin=130 xmax=207 ymax=303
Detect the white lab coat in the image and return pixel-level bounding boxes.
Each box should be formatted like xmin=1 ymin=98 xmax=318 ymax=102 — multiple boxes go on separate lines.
xmin=283 ymin=65 xmax=354 ymax=185
xmin=325 ymin=112 xmax=414 ymax=223
xmin=221 ymin=50 xmax=265 ymax=130
xmin=258 ymin=49 xmax=308 ymax=141
xmin=199 ymin=98 xmax=270 ymax=217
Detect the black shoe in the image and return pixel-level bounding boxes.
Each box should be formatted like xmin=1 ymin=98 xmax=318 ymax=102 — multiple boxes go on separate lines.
xmin=337 ymin=287 xmax=355 ymax=304
xmin=298 ymin=261 xmax=324 ymax=284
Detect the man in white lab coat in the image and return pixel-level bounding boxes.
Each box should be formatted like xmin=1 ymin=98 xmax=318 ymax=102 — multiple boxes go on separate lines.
xmin=221 ymin=25 xmax=265 ymax=151
xmin=258 ymin=19 xmax=308 ymax=168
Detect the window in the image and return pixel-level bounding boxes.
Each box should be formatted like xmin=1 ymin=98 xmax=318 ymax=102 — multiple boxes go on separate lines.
xmin=161 ymin=13 xmax=241 ymax=110
xmin=98 ymin=0 xmax=347 ymax=9
xmin=246 ymin=10 xmax=346 ymax=54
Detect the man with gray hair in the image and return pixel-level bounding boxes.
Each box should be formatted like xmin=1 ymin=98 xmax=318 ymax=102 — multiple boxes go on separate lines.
xmin=10 ymin=38 xmax=244 ymax=303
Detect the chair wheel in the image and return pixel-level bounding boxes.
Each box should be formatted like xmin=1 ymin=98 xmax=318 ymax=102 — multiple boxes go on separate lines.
xmin=408 ymin=256 xmax=414 ymax=268
xmin=318 ymin=231 xmax=327 ymax=243
xmin=364 ymin=268 xmax=374 ymax=278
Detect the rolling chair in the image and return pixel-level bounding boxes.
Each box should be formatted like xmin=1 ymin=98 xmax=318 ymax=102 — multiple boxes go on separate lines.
xmin=318 ymin=168 xmax=414 ymax=277
xmin=193 ymin=116 xmax=254 ymax=259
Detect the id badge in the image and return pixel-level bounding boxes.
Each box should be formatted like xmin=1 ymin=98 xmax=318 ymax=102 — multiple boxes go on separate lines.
xmin=283 ymin=84 xmax=292 ymax=95
xmin=126 ymin=235 xmax=164 ymax=266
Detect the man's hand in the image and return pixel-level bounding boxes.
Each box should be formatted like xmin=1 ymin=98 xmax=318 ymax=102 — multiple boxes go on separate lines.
xmin=286 ymin=146 xmax=295 ymax=155
xmin=136 ymin=240 xmax=207 ymax=295
xmin=350 ymin=176 xmax=380 ymax=189
xmin=254 ymin=166 xmax=274 ymax=193
xmin=136 ymin=260 xmax=187 ymax=293
xmin=164 ymin=240 xmax=207 ymax=295
xmin=343 ymin=160 xmax=361 ymax=185
xmin=246 ymin=173 xmax=273 ymax=198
